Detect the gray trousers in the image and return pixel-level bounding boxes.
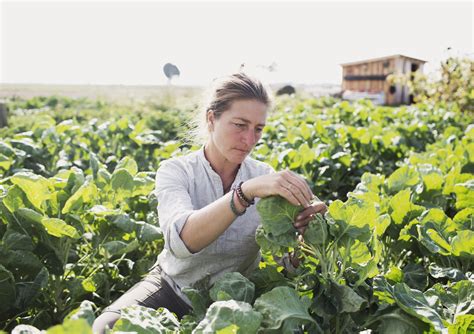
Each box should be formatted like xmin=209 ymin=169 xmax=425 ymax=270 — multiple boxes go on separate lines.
xmin=92 ymin=265 xmax=191 ymax=334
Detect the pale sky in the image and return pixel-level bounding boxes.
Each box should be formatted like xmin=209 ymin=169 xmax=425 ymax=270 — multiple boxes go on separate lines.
xmin=1 ymin=0 xmax=473 ymax=86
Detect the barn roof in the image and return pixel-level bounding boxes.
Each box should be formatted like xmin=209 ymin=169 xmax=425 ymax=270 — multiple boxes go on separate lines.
xmin=340 ymin=54 xmax=427 ymax=66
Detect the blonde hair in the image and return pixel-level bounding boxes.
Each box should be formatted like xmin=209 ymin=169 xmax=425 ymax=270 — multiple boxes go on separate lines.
xmin=188 ymin=72 xmax=273 ymax=145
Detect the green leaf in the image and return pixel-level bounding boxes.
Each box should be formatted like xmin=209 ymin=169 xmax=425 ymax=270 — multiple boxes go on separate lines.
xmin=111 ymin=168 xmax=134 ymax=193
xmin=453 ymin=180 xmax=474 ymax=210
xmin=209 ymin=272 xmax=255 ymax=304
xmin=385 ymin=266 xmax=404 ymax=284
xmin=389 ymin=189 xmax=425 ymax=225
xmin=108 ymin=214 xmax=135 ymax=233
xmin=96 ymin=168 xmax=111 ymax=189
xmin=182 ymin=287 xmax=211 ymax=321
xmin=346 ymin=240 xmax=371 ymax=265
xmin=373 ymin=308 xmax=432 ymax=334
xmin=132 ymin=174 xmax=155 ymax=197
xmin=217 ymin=324 xmax=239 ymax=334
xmin=425 ymin=280 xmax=473 ymax=322
xmin=194 ymin=300 xmax=262 ymax=334
xmin=417 ymin=209 xmax=461 ymax=256
xmin=1 ymin=249 xmax=44 ymax=278
xmin=393 ymin=283 xmax=447 ymax=333
xmin=89 ymin=152 xmax=100 ymax=179
xmin=10 ymin=139 xmax=41 ymax=156
xmin=0 ymin=265 xmax=15 ymax=313
xmin=428 ymin=264 xmax=466 ymax=282
xmin=11 ymin=172 xmax=51 ymax=212
xmin=375 ymin=213 xmax=391 ymax=236
xmin=65 ymin=300 xmax=96 ymax=326
xmin=418 ymin=164 xmax=444 ymax=191
xmin=453 ymin=208 xmax=474 ymax=230
xmin=62 ymin=181 xmax=98 ymax=214
xmin=0 ymin=141 xmax=15 ymax=156
xmin=0 ymin=153 xmax=12 ymax=171
xmin=16 ymin=207 xmax=43 ymax=224
xmin=45 ymin=319 xmax=92 ymax=334
xmin=3 ymin=185 xmax=29 ymax=213
xmin=419 ymin=227 xmax=452 ymax=255
xmin=115 ymin=157 xmax=138 ymax=176
xmin=41 ymin=218 xmax=80 ymax=239
xmin=328 ymin=198 xmax=376 ymax=242
xmin=254 ymin=286 xmax=315 ymax=332
xmin=255 ymin=225 xmax=296 ymax=253
xmin=2 ymin=229 xmax=34 ymax=251
xmin=88 ymin=205 xmax=120 ymax=217
xmin=403 ymin=263 xmax=428 ymax=291
xmin=451 ymin=230 xmax=474 ymax=258
xmin=102 ymin=240 xmax=139 ymax=256
xmin=387 ymin=166 xmax=421 ymax=194
xmin=256 ymin=196 xmax=299 ymax=236
xmin=112 ymin=305 xmax=179 ymax=333
xmin=249 ymin=266 xmax=289 ymax=297
xmin=136 ymin=221 xmax=162 ymax=242
xmin=448 ymin=314 xmax=474 ymax=334
xmin=14 ymin=267 xmax=49 ymax=310
xmin=304 ymin=213 xmax=328 ymax=245
xmin=329 ymin=281 xmax=366 ymax=313
xmin=373 ymin=276 xmax=396 ymax=305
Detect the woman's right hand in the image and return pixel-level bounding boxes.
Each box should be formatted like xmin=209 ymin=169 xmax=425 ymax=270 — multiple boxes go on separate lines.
xmin=241 ymin=170 xmax=314 ymax=208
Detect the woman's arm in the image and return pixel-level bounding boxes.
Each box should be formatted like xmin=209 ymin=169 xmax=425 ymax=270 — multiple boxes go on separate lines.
xmin=179 ymin=190 xmax=247 ymax=253
xmin=180 ymin=170 xmax=315 ymax=253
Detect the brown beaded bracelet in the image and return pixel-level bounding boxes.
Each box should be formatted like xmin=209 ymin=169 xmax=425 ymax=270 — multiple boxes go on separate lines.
xmin=236 ymin=181 xmax=255 ymax=206
xmin=231 ymin=184 xmax=249 ymax=207
xmin=235 ymin=191 xmax=250 ymax=208
xmin=230 ymin=189 xmax=246 ymax=216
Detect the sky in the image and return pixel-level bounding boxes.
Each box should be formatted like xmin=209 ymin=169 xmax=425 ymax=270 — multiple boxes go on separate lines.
xmin=1 ymin=0 xmax=473 ymax=86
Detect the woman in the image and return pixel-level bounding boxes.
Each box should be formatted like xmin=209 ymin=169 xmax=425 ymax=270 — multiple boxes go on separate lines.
xmin=92 ymin=72 xmax=327 ymax=333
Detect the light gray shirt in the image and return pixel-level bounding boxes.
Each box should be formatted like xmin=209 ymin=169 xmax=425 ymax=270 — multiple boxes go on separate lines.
xmin=154 ymin=145 xmax=275 ymax=305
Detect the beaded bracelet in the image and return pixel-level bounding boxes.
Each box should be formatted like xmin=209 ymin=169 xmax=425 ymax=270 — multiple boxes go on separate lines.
xmin=236 ymin=181 xmax=255 ymax=206
xmin=230 ymin=189 xmax=246 ymax=216
xmin=235 ymin=192 xmax=250 ymax=208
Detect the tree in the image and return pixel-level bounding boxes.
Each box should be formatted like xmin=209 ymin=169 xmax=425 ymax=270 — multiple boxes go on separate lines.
xmin=388 ymin=56 xmax=473 ymax=112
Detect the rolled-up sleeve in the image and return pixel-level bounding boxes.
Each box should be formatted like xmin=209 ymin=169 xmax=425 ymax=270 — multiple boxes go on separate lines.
xmin=154 ymin=159 xmax=197 ymax=259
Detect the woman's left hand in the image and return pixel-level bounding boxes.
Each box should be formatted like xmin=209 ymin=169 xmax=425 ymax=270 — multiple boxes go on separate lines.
xmin=293 ymin=201 xmax=328 ymax=235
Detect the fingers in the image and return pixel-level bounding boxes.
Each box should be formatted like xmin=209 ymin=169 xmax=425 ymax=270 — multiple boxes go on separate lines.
xmin=278 ymin=170 xmax=313 ymax=207
xmin=279 ymin=184 xmax=302 ymax=207
xmin=293 ymin=201 xmax=328 ymax=235
xmin=312 ymin=202 xmax=328 ymax=214
xmin=285 ymin=181 xmax=311 ymax=208
xmin=294 ymin=202 xmax=327 ymax=223
xmin=294 ymin=217 xmax=311 ymax=237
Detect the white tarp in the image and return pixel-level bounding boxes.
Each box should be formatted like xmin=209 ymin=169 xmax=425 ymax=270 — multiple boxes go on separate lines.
xmin=342 ymin=90 xmax=386 ymax=105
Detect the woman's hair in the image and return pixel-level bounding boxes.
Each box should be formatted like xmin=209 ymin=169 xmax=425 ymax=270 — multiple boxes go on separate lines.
xmin=188 ymin=72 xmax=273 ymax=145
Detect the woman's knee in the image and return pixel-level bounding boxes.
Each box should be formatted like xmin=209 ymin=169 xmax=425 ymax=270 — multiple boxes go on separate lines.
xmin=92 ymin=311 xmax=121 ymax=334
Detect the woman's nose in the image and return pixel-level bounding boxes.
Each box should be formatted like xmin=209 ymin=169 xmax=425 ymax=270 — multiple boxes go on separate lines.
xmin=242 ymin=129 xmax=258 ymax=146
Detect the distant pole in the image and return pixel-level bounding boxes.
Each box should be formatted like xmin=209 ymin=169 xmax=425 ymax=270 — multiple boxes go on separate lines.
xmin=163 ymin=63 xmax=180 ymax=107
xmin=0 ymin=102 xmax=7 ymax=128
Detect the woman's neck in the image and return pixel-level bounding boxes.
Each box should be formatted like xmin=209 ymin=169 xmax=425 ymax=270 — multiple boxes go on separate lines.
xmin=203 ymin=142 xmax=240 ymax=181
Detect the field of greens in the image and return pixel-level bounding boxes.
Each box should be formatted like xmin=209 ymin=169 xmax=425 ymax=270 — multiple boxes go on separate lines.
xmin=0 ymin=91 xmax=472 ymax=333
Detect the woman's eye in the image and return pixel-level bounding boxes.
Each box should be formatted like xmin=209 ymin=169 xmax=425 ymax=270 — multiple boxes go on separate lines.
xmin=256 ymin=128 xmax=263 ymax=133
xmin=234 ymin=123 xmax=246 ymax=128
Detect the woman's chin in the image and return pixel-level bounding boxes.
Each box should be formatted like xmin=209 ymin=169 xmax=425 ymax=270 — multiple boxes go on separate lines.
xmin=229 ymin=151 xmax=248 ymax=163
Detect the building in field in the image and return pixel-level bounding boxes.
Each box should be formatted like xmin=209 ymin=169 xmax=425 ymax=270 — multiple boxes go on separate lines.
xmin=340 ymin=54 xmax=426 ymax=106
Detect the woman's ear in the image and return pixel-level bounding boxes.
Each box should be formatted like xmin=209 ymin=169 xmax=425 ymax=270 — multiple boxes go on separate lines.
xmin=207 ymin=111 xmax=215 ymax=131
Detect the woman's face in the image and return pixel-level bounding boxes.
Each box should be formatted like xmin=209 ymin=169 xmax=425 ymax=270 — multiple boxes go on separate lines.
xmin=208 ymin=99 xmax=268 ymax=165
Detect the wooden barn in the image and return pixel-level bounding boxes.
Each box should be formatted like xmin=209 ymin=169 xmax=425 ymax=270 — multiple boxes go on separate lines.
xmin=341 ymin=54 xmax=426 ymax=105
